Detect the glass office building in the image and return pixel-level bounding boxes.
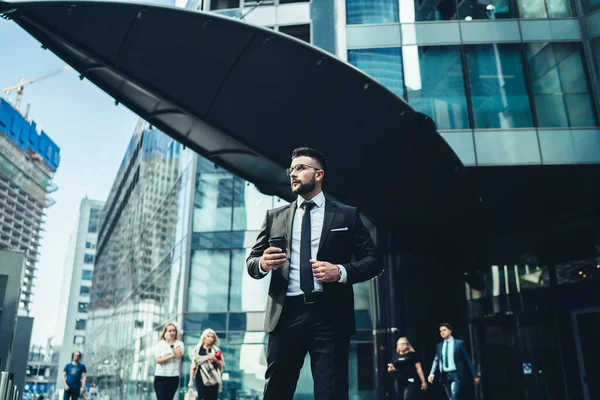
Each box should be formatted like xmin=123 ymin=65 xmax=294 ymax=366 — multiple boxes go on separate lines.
xmin=342 ymin=1 xmax=600 ymax=400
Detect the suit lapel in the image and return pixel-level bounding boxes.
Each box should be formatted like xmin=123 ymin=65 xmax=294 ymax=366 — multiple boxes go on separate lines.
xmin=318 ymin=200 xmax=336 ymax=254
xmin=454 ymin=340 xmax=459 ymax=363
xmin=283 ymin=201 xmax=296 ymax=281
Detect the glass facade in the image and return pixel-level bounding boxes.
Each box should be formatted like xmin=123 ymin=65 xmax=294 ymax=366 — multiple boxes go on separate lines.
xmin=346 ymin=0 xmax=600 ymax=167
xmin=526 ymin=42 xmax=596 ymax=127
xmin=347 ymin=0 xmax=399 ymax=24
xmin=345 ymin=2 xmax=600 ymax=400
xmin=88 ymin=126 xmax=195 ymax=399
xmin=403 ymin=45 xmax=469 ymax=129
xmin=349 ymin=42 xmax=599 ymax=131
xmin=465 ymin=44 xmax=534 ymax=129
xmin=348 ymin=47 xmax=405 ymax=99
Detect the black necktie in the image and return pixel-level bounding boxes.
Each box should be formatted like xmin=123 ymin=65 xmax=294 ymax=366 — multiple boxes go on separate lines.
xmin=444 ymin=341 xmax=449 ymax=369
xmin=300 ymin=201 xmax=315 ymax=294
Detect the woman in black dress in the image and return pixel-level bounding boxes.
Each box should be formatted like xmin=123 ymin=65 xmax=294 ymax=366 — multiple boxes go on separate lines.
xmin=387 ymin=337 xmax=427 ymax=400
xmin=188 ymin=329 xmax=225 ymax=400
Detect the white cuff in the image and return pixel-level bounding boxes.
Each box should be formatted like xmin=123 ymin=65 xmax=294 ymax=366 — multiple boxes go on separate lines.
xmin=258 ymin=257 xmax=269 ymax=275
xmin=337 ymin=265 xmax=348 ymax=283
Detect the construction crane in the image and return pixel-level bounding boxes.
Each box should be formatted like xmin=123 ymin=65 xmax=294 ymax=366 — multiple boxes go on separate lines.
xmin=3 ymin=65 xmax=72 ymax=117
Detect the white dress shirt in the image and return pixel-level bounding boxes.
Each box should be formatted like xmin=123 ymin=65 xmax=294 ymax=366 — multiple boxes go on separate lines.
xmin=260 ymin=191 xmax=347 ymax=294
xmin=442 ymin=337 xmax=457 ymax=372
xmin=154 ymin=340 xmax=184 ymax=377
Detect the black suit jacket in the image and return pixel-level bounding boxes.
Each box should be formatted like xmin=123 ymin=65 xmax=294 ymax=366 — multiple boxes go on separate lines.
xmin=429 ymin=339 xmax=478 ymax=380
xmin=246 ymin=198 xmax=381 ymax=334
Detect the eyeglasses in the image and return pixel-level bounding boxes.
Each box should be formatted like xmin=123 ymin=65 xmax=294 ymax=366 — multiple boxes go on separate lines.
xmin=285 ymin=163 xmax=322 ymax=176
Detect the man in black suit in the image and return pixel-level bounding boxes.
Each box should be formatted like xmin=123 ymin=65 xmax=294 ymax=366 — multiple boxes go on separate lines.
xmin=428 ymin=323 xmax=480 ymax=400
xmin=247 ymin=147 xmax=381 ymax=400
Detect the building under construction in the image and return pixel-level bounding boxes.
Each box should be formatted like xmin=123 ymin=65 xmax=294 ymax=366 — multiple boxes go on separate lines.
xmin=0 ymin=97 xmax=60 ymax=313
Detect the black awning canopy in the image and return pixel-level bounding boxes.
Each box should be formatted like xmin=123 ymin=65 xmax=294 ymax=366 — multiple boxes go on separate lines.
xmin=0 ymin=0 xmax=479 ymax=242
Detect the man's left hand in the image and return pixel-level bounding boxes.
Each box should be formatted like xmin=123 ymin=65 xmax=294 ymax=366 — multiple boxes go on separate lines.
xmin=310 ymin=260 xmax=340 ymax=282
xmin=474 ymin=377 xmax=481 ymax=385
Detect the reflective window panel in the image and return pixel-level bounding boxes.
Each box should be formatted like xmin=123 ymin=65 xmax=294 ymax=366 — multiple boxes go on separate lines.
xmin=188 ymin=250 xmax=231 ymax=312
xmin=347 ymin=0 xmax=399 ymax=25
xmin=279 ymin=24 xmax=311 ymax=43
xmin=210 ymin=0 xmax=240 ymax=10
xmin=348 ymin=47 xmax=404 ymax=99
xmin=518 ymin=0 xmax=572 ymax=18
xmin=464 ymin=44 xmax=534 ymax=129
xmin=458 ymin=0 xmax=517 ymax=20
xmin=409 ymin=0 xmax=458 ymax=21
xmin=526 ymin=42 xmax=596 ymax=127
xmin=403 ymin=46 xmax=470 ymax=129
xmin=584 ymin=0 xmax=600 ymax=12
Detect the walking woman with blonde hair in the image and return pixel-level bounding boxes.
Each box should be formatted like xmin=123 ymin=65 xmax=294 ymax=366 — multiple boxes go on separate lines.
xmin=154 ymin=322 xmax=184 ymax=400
xmin=387 ymin=337 xmax=427 ymax=399
xmin=188 ymin=329 xmax=225 ymax=400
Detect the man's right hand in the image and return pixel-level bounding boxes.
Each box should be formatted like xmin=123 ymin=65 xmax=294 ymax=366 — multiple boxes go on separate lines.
xmin=427 ymin=375 xmax=435 ymax=384
xmin=64 ymin=385 xmax=69 ymax=392
xmin=260 ymin=247 xmax=287 ymax=272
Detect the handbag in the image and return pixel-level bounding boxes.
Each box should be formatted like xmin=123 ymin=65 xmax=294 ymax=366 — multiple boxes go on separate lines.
xmin=184 ymin=388 xmax=196 ymax=400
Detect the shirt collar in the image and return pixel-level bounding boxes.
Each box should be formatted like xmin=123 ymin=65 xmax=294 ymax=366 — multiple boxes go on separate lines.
xmin=297 ymin=191 xmax=325 ymax=209
xmin=445 ymin=337 xmax=454 ymax=343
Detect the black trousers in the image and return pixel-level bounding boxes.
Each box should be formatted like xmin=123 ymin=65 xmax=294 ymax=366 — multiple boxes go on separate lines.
xmin=63 ymin=388 xmax=80 ymax=400
xmin=264 ymin=295 xmax=350 ymax=400
xmin=195 ymin=372 xmax=219 ymax=400
xmin=154 ymin=376 xmax=179 ymax=400
xmin=393 ymin=379 xmax=420 ymax=400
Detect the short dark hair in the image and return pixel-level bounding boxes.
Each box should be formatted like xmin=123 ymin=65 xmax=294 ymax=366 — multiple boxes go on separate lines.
xmin=440 ymin=323 xmax=453 ymax=331
xmin=291 ymin=147 xmax=328 ymax=173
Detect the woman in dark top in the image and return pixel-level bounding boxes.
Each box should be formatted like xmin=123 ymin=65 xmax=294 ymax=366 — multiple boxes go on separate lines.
xmin=189 ymin=329 xmax=225 ymax=400
xmin=387 ymin=337 xmax=427 ymax=400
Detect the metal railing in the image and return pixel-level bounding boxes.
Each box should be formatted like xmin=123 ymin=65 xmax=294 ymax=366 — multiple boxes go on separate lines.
xmin=0 ymin=371 xmax=20 ymax=400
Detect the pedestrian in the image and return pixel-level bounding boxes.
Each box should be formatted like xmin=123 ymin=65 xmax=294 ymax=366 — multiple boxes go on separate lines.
xmin=428 ymin=323 xmax=480 ymax=400
xmin=154 ymin=322 xmax=184 ymax=400
xmin=62 ymin=351 xmax=86 ymax=400
xmin=188 ymin=329 xmax=225 ymax=400
xmin=88 ymin=382 xmax=99 ymax=399
xmin=247 ymin=147 xmax=382 ymax=400
xmin=387 ymin=337 xmax=427 ymax=399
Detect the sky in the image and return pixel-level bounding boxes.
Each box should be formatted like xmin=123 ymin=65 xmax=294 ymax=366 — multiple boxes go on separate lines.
xmin=0 ymin=11 xmax=144 ymax=346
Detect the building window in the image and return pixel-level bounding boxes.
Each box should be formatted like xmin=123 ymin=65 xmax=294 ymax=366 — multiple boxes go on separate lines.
xmin=348 ymin=48 xmax=404 ymax=100
xmin=210 ymin=0 xmax=240 ymax=10
xmin=83 ymin=254 xmax=95 ymax=264
xmin=73 ymin=335 xmax=85 ymax=345
xmin=78 ymin=302 xmax=89 ymax=313
xmin=464 ymin=44 xmax=533 ymax=129
xmin=81 ymin=270 xmax=93 ymax=281
xmin=88 ymin=208 xmax=100 ymax=233
xmin=458 ymin=0 xmax=518 ymax=20
xmin=403 ymin=46 xmax=469 ymax=130
xmin=75 ymin=318 xmax=86 ymax=330
xmin=188 ymin=250 xmax=231 ymax=312
xmin=279 ymin=24 xmax=311 ymax=44
xmin=80 ymin=286 xmax=90 ymax=296
xmin=583 ymin=0 xmax=600 ymax=12
xmin=517 ymin=0 xmax=572 ymax=17
xmin=526 ymin=42 xmax=596 ymax=127
xmin=217 ymin=178 xmax=234 ymax=208
xmin=346 ymin=0 xmax=399 ymax=25
xmin=413 ymin=0 xmax=457 ymax=21
xmin=85 ymin=241 xmax=95 ymax=249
